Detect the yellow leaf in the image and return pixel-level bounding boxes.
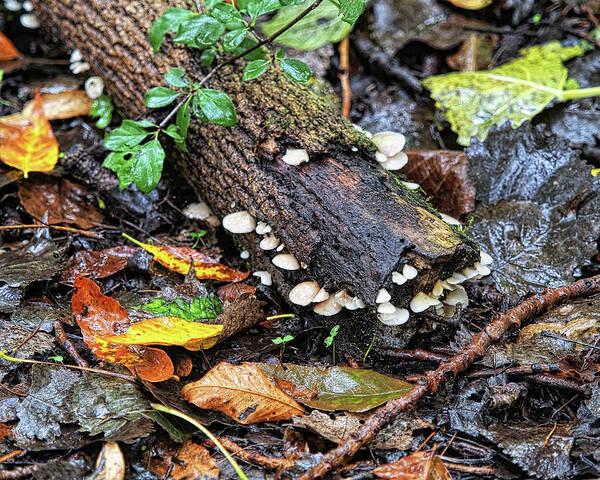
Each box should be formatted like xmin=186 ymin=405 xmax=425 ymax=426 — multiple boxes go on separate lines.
xmin=0 ymin=89 xmax=59 ymax=177
xmin=104 ymin=316 xmax=223 ymax=351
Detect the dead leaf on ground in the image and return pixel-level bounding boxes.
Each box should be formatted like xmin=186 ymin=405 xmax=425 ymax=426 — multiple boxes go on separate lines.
xmin=1 ymin=91 xmax=93 ymax=125
xmin=18 ymin=176 xmax=103 ymax=228
xmin=145 ymin=440 xmax=220 ymax=480
xmin=402 ymin=150 xmax=475 ymax=218
xmin=61 ymin=245 xmax=139 ymax=283
xmin=217 ymin=282 xmax=257 ymax=303
xmin=94 ymin=442 xmax=125 ymax=480
xmin=0 ymin=422 xmax=12 ymax=441
xmin=374 ymin=450 xmax=451 ymax=479
xmin=0 ymin=90 xmax=59 ymax=177
xmin=182 ymin=362 xmax=305 ymax=424
xmin=0 ymin=32 xmax=20 ymax=60
xmin=447 ymin=33 xmax=498 ymax=71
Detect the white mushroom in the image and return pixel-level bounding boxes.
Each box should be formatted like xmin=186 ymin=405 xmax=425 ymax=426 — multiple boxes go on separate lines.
xmin=392 ymin=271 xmax=407 ymax=285
xmin=70 ymin=49 xmax=83 ymax=63
xmin=402 ymin=264 xmax=418 ymax=280
xmin=460 ymin=267 xmax=479 ymax=280
xmin=378 ymin=308 xmax=410 ymax=326
xmin=353 ymin=124 xmax=372 ymax=138
xmin=240 ymin=250 xmax=250 ymax=260
xmin=376 ymin=288 xmax=391 ymax=304
xmin=85 ymin=76 xmax=104 ymax=99
xmin=183 ymin=202 xmax=212 ymax=220
xmin=446 ymin=272 xmax=467 ymax=285
xmin=289 ymin=281 xmax=320 ymax=306
xmin=376 ymin=302 xmax=396 ymax=314
xmin=476 ymin=262 xmax=491 ymax=277
xmin=410 ymin=292 xmax=441 ymax=313
xmin=312 ymin=288 xmax=329 ymax=303
xmin=439 ymin=213 xmax=461 ymax=226
xmin=222 ymin=211 xmax=256 ymax=234
xmin=381 ymin=151 xmax=408 ymax=171
xmin=253 ymin=271 xmax=272 ymax=286
xmin=282 ymin=148 xmax=309 ymax=166
xmin=255 ymin=221 xmax=272 ymax=235
xmin=480 ymin=251 xmax=493 ymax=265
xmin=22 ymin=0 xmax=33 ymax=10
xmin=402 ymin=181 xmax=420 ymax=190
xmin=20 ymin=13 xmax=40 ymax=28
xmin=276 ymin=243 xmax=285 ymax=252
xmin=432 ymin=279 xmax=452 ymax=298
xmin=313 ymin=296 xmax=343 ymax=316
xmin=70 ymin=61 xmax=91 ymax=74
xmin=444 ymin=285 xmax=468 ymax=307
xmin=375 ymin=152 xmax=388 ymax=163
xmin=260 ymin=235 xmax=280 ymax=250
xmin=272 ymin=254 xmax=300 ymax=270
xmin=372 ymin=131 xmax=406 ymax=157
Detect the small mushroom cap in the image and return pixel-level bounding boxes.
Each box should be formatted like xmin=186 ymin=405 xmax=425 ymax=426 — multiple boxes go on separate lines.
xmin=272 ymin=253 xmax=300 ymax=270
xmin=313 ymin=296 xmax=342 ymax=316
xmin=378 ymin=308 xmax=410 ymax=326
xmin=392 ymin=271 xmax=407 ymax=285
xmin=381 ymin=152 xmax=408 ymax=171
xmin=253 ymin=271 xmax=272 ymax=286
xmin=276 ymin=243 xmax=285 ymax=252
xmin=376 ymin=288 xmax=391 ymax=303
xmin=375 ymin=152 xmax=388 ymax=163
xmin=376 ymin=302 xmax=396 ymax=314
xmin=439 ymin=213 xmax=461 ymax=226
xmin=444 ymin=285 xmax=468 ymax=307
xmin=372 ymin=131 xmax=406 ymax=157
xmin=402 ymin=264 xmax=418 ymax=280
xmin=282 ymin=148 xmax=309 ymax=166
xmin=85 ymin=76 xmax=105 ymax=99
xmin=410 ymin=292 xmax=441 ymax=313
xmin=401 ymin=181 xmax=420 ymax=190
xmin=70 ymin=49 xmax=83 ymax=62
xmin=222 ymin=211 xmax=256 ymax=234
xmin=432 ymin=280 xmax=452 ymax=297
xmin=460 ymin=267 xmax=478 ymax=280
xmin=255 ymin=221 xmax=272 ymax=235
xmin=260 ymin=235 xmax=280 ymax=250
xmin=183 ymin=202 xmax=212 ymax=220
xmin=446 ymin=272 xmax=467 ymax=285
xmin=480 ymin=251 xmax=493 ymax=265
xmin=312 ymin=288 xmax=329 ymax=303
xmin=289 ymin=281 xmax=320 ymax=306
xmin=476 ymin=262 xmax=491 ymax=277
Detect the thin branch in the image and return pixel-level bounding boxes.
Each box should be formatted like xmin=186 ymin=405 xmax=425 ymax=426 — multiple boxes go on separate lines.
xmin=0 ymin=223 xmax=101 ymax=238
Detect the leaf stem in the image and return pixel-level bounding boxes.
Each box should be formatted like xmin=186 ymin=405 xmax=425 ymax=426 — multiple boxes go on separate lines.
xmin=560 ymin=85 xmax=600 ymax=101
xmin=158 ymin=93 xmax=192 ymax=128
xmin=151 ymin=403 xmax=248 ymax=480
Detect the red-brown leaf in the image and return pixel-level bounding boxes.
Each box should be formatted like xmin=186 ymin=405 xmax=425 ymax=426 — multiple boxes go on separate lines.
xmin=61 ymin=245 xmax=138 ymax=283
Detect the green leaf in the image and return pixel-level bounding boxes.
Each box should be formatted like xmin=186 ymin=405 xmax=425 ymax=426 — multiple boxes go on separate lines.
xmin=422 ymin=40 xmax=592 ymax=146
xmin=174 ymin=15 xmax=225 ymax=48
xmin=338 ymin=0 xmax=365 ymax=24
xmin=102 ymin=149 xmax=139 ymax=189
xmin=104 ymin=120 xmax=150 ymax=151
xmin=145 ymin=86 xmax=180 ymax=108
xmin=133 ymin=138 xmax=165 ymax=193
xmin=164 ymin=67 xmax=188 ymax=88
xmin=206 ymin=0 xmax=223 ymax=9
xmin=223 ymin=28 xmax=247 ymax=52
xmin=201 ymin=48 xmax=217 ymax=67
xmin=261 ymin=0 xmax=352 ymax=50
xmin=279 ymin=58 xmax=311 ymax=82
xmin=148 ymin=7 xmax=196 ymax=53
xmin=194 ymin=89 xmax=237 ymax=127
xmin=89 ymin=94 xmax=114 ymax=129
xmin=275 ymin=48 xmax=285 ymax=60
xmin=164 ymin=123 xmax=188 ymax=152
xmin=210 ymin=3 xmax=245 ymax=30
xmin=242 ymin=59 xmax=270 ymax=81
xmin=176 ymin=96 xmax=192 ymax=139
xmin=134 ymin=295 xmax=223 ymax=322
xmin=242 ymin=0 xmax=281 ymax=18
xmin=257 ymin=363 xmax=414 ymax=412
xmin=233 ymin=37 xmax=267 ymax=61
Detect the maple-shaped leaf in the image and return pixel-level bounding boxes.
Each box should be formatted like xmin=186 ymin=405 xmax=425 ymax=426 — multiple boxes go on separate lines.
xmin=122 ymin=233 xmax=249 ymax=282
xmin=0 ymin=32 xmax=20 ymax=60
xmin=374 ymin=451 xmax=451 ymax=480
xmin=423 ymin=41 xmax=594 ymax=145
xmin=0 ymin=90 xmax=59 ymax=177
xmin=182 ymin=362 xmax=305 ymax=424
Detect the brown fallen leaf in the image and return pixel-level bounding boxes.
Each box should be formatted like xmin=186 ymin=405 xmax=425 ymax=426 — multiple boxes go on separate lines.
xmin=374 ymin=450 xmax=452 ymax=479
xmin=0 ymin=32 xmax=20 ymax=61
xmin=145 ymin=441 xmax=220 ymax=480
xmin=1 ymin=91 xmax=93 ymax=126
xmin=217 ymin=282 xmax=257 ymax=303
xmin=0 ymin=422 xmax=12 ymax=441
xmin=61 ymin=245 xmax=139 ymax=283
xmin=447 ymin=34 xmax=498 ymax=72
xmin=18 ymin=176 xmax=103 ymax=228
xmin=94 ymin=442 xmax=125 ymax=480
xmin=182 ymin=362 xmax=305 ymax=424
xmin=402 ymin=150 xmax=475 ymax=218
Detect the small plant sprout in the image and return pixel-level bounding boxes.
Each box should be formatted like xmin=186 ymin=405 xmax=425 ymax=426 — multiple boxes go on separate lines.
xmin=272 ymin=334 xmax=294 ymax=362
xmin=48 ymin=355 xmax=64 ymax=363
xmin=189 ymin=230 xmax=207 ymax=248
xmin=324 ymin=325 xmax=340 ymax=365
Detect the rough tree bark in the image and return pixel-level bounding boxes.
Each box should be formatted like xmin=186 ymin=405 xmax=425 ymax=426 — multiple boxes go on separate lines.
xmin=35 ymin=0 xmax=480 ymax=352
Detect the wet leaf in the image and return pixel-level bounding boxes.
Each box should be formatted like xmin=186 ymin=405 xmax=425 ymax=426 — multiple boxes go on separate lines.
xmin=423 ymin=41 xmax=591 ymax=145
xmin=257 ymin=363 xmax=414 ymax=412
xmin=216 ymin=282 xmax=257 ymax=303
xmin=18 ymin=176 xmax=103 ymax=228
xmin=0 ymin=32 xmax=20 ymax=60
xmin=374 ymin=451 xmax=451 ymax=480
xmin=0 ymin=90 xmax=59 ymax=177
xmin=446 ymin=33 xmax=498 ymax=71
xmin=61 ymin=245 xmax=138 ymax=283
xmin=134 ymin=295 xmax=223 ymax=322
xmin=2 ymin=90 xmax=93 ymax=122
xmin=182 ymin=362 xmax=305 ymax=424
xmin=123 ymin=233 xmax=249 ymax=282
xmin=72 ymin=276 xmax=174 ymax=382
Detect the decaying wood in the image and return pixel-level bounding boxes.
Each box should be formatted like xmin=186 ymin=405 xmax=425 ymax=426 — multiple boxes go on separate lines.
xmin=36 ymin=0 xmax=479 ymax=351
xmin=299 ymin=275 xmax=600 ymax=479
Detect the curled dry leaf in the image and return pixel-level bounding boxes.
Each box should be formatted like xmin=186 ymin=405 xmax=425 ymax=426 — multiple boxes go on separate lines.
xmin=61 ymin=245 xmax=139 ymax=283
xmin=0 ymin=90 xmax=59 ymax=177
xmin=94 ymin=442 xmax=125 ymax=480
xmin=0 ymin=32 xmax=21 ymax=60
xmin=123 ymin=234 xmax=249 ymax=282
xmin=182 ymin=362 xmax=305 ymax=424
xmin=18 ymin=176 xmax=103 ymax=228
xmin=145 ymin=441 xmax=220 ymax=480
xmin=374 ymin=450 xmax=451 ymax=480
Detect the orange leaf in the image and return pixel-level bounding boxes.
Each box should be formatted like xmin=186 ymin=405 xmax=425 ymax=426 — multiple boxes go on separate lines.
xmin=0 ymin=90 xmax=59 ymax=177
xmin=0 ymin=32 xmax=20 ymax=61
xmin=0 ymin=422 xmax=12 ymax=441
xmin=61 ymin=245 xmax=138 ymax=283
xmin=374 ymin=451 xmax=452 ymax=480
xmin=122 ymin=233 xmax=249 ymax=282
xmin=72 ymin=276 xmax=174 ymax=382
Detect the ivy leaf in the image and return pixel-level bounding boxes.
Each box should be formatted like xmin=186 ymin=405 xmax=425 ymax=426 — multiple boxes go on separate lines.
xmin=338 ymin=0 xmax=366 ymax=25
xmin=280 ymin=58 xmax=311 ymax=82
xmin=133 ymin=138 xmax=165 ymax=193
xmin=262 ymin=0 xmax=352 ymax=50
xmin=135 ymin=295 xmax=224 ymax=322
xmin=210 ymin=3 xmax=245 ymax=30
xmin=148 ymin=7 xmax=196 ymax=53
xmin=193 ymin=89 xmax=237 ymax=127
xmin=89 ymin=94 xmax=114 ymax=129
xmin=174 ymin=15 xmax=225 ymax=49
xmin=422 ymin=40 xmax=592 ymax=146
xmin=223 ymin=28 xmax=247 ymax=52
xmin=164 ymin=67 xmax=188 ymax=88
xmin=104 ymin=119 xmax=151 ymax=151
xmin=145 ymin=86 xmax=180 ymax=108
xmin=243 ymin=59 xmax=270 ymax=81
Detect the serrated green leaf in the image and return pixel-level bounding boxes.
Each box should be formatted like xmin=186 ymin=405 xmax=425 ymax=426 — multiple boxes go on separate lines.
xmin=338 ymin=0 xmax=365 ymax=24
xmin=89 ymin=94 xmax=114 ymax=129
xmin=243 ymin=59 xmax=270 ymax=81
xmin=422 ymin=41 xmax=592 ymax=146
xmin=145 ymin=86 xmax=180 ymax=108
xmin=134 ymin=295 xmax=223 ymax=322
xmin=148 ymin=7 xmax=196 ymax=53
xmin=243 ymin=0 xmax=281 ymax=18
xmin=174 ymin=15 xmax=225 ymax=48
xmin=133 ymin=138 xmax=165 ymax=193
xmin=210 ymin=3 xmax=245 ymax=30
xmin=280 ymin=58 xmax=311 ymax=82
xmin=223 ymin=28 xmax=247 ymax=52
xmin=164 ymin=67 xmax=189 ymax=88
xmin=102 ymin=149 xmax=138 ymax=189
xmin=104 ymin=120 xmax=150 ymax=151
xmin=194 ymin=89 xmax=237 ymax=127
xmin=261 ymin=0 xmax=352 ymax=50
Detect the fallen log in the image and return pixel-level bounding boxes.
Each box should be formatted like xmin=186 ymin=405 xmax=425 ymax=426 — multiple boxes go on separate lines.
xmin=35 ymin=0 xmax=481 ymax=353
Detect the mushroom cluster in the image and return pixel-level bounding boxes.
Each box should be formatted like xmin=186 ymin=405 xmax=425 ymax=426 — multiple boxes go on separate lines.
xmin=372 ymin=131 xmax=408 ymax=171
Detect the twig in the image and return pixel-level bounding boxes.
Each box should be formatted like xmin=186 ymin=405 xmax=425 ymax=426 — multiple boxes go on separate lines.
xmin=13 ymin=316 xmax=46 ymax=352
xmin=0 ymin=450 xmax=25 ymax=465
xmin=213 ymin=437 xmax=294 ymax=470
xmin=338 ymin=35 xmax=352 ymax=119
xmin=0 ymin=224 xmax=101 ymax=239
xmin=441 ymin=461 xmax=495 ymax=476
xmin=381 ymin=348 xmax=449 ymax=363
xmin=469 ymin=363 xmax=561 ymax=378
xmin=54 ymin=321 xmax=89 ymax=369
xmin=526 ymin=374 xmax=586 ymax=393
xmin=298 ymin=275 xmax=600 ymax=479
